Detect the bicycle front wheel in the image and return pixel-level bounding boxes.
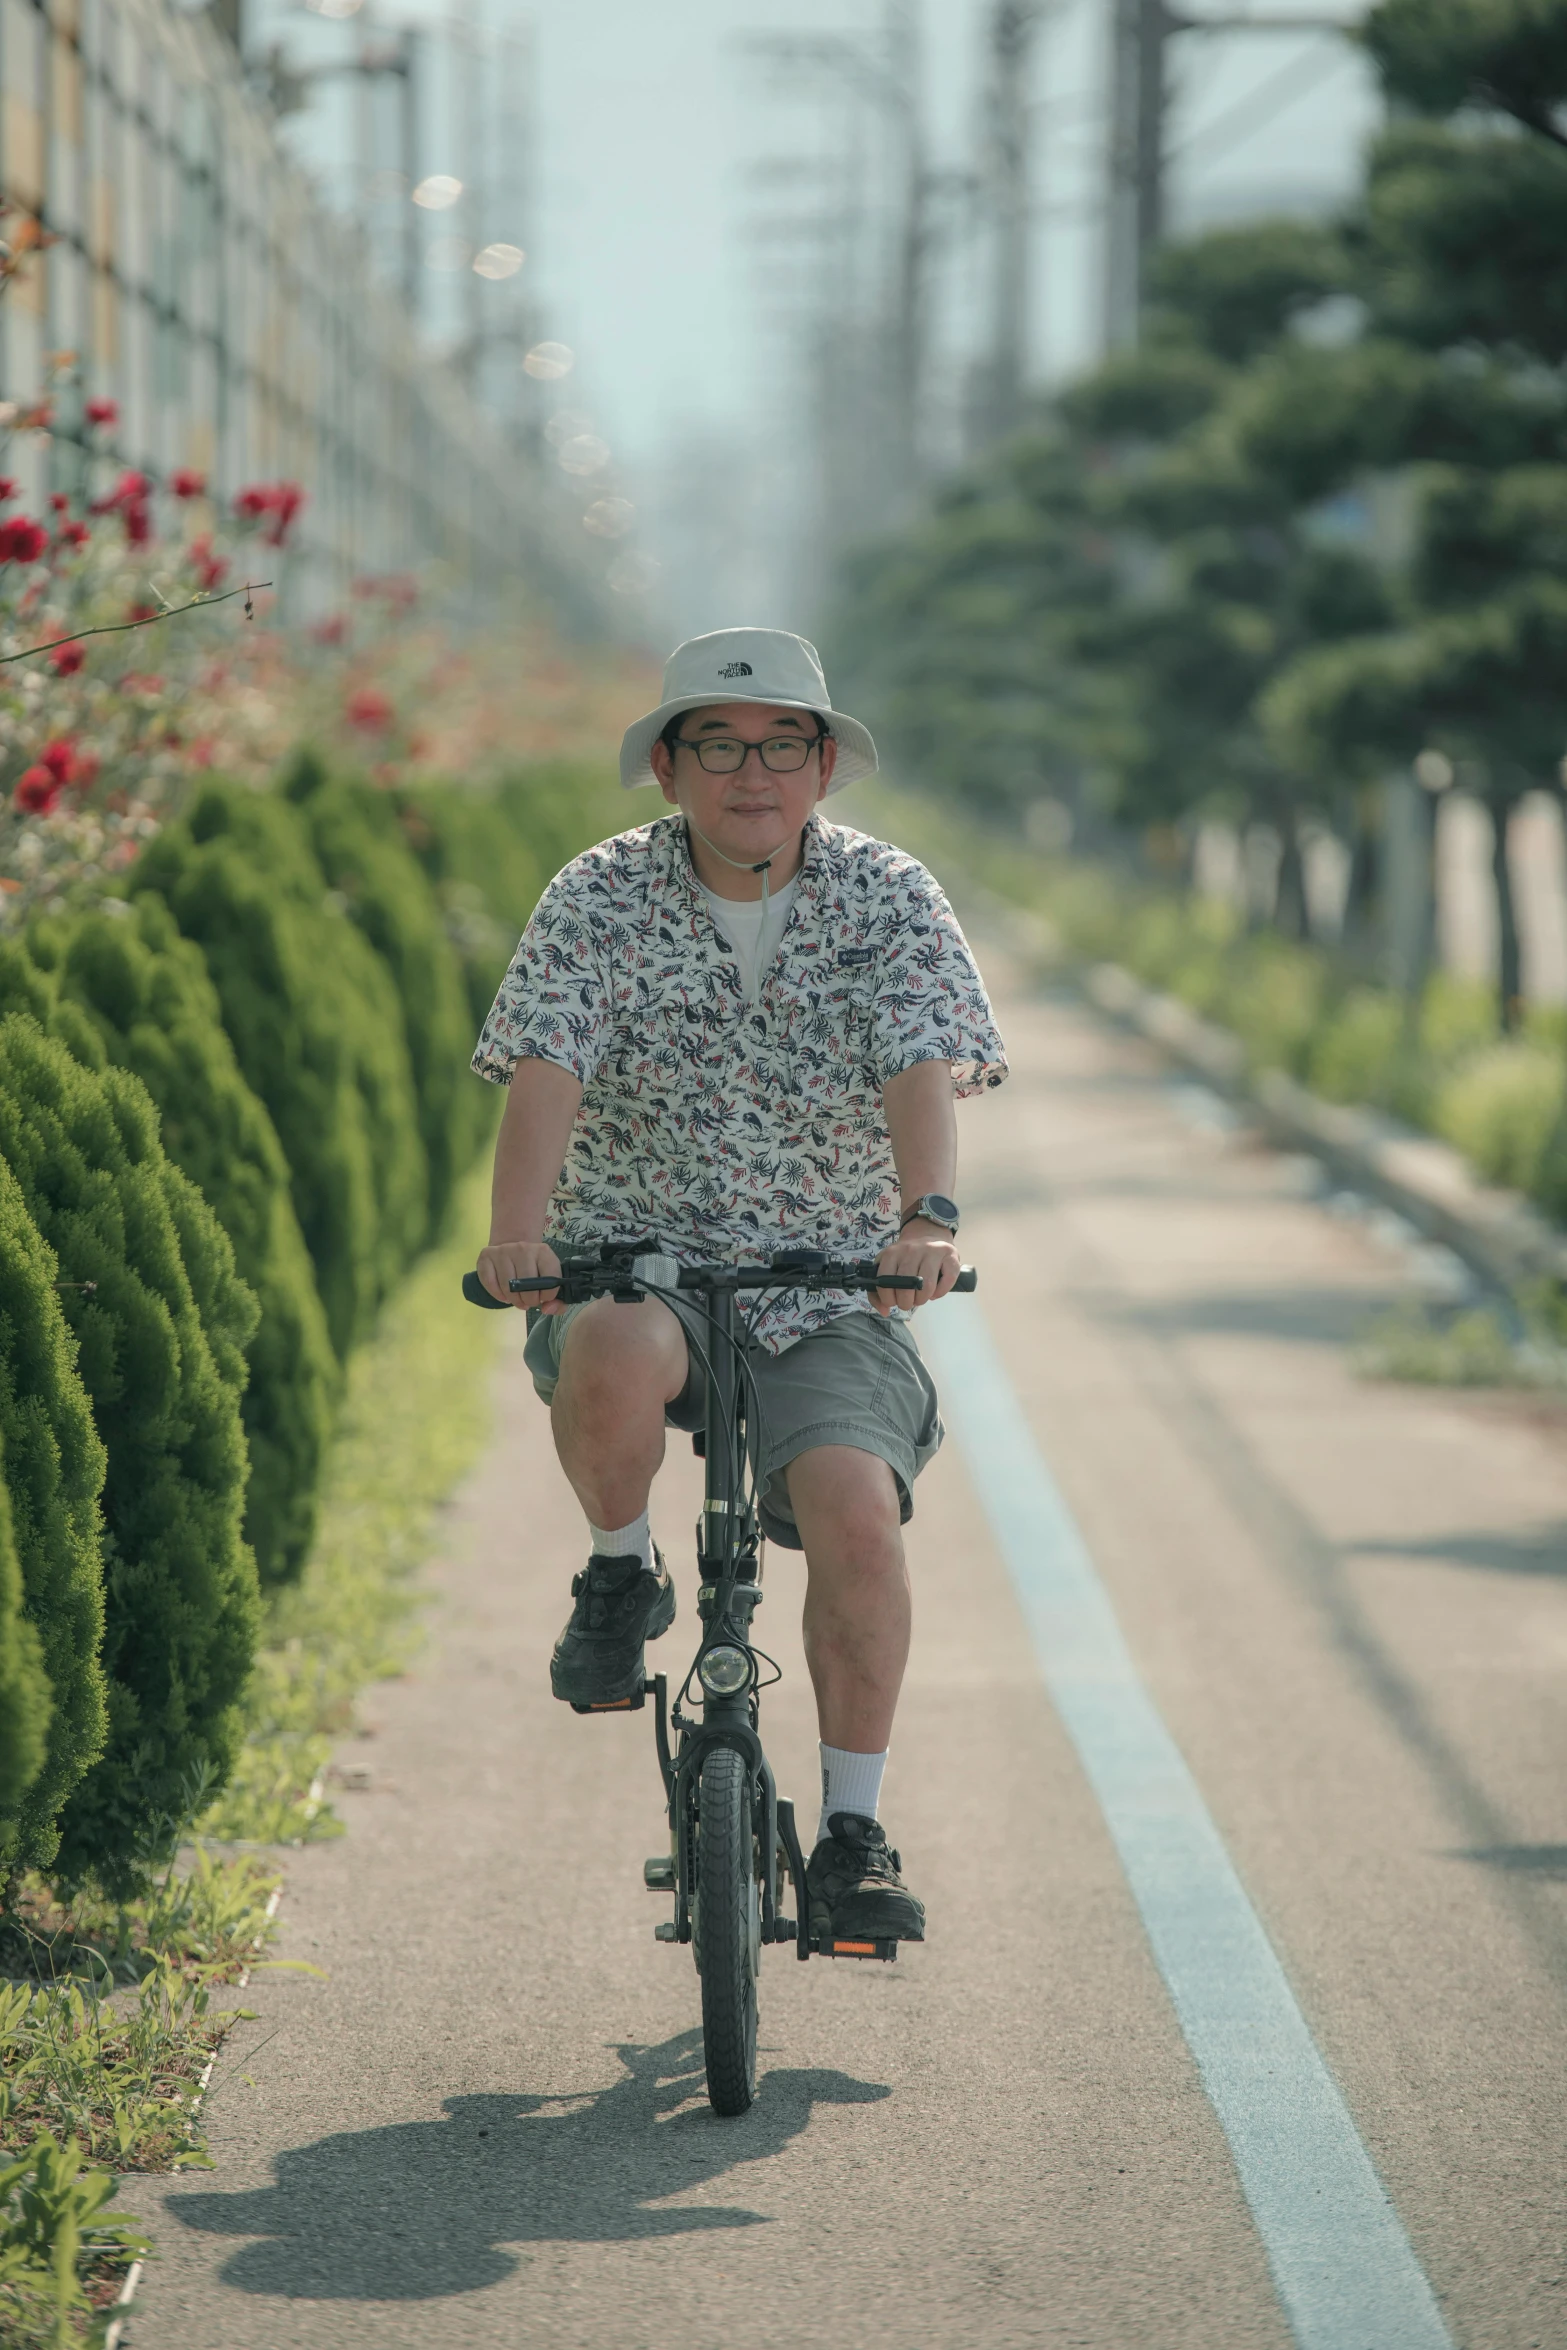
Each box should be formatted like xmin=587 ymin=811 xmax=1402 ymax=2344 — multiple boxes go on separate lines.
xmin=694 ymin=1745 xmax=760 ymax=2115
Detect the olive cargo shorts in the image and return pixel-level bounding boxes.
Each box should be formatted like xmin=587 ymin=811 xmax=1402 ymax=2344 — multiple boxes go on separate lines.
xmin=523 ymin=1299 xmax=943 ymax=1551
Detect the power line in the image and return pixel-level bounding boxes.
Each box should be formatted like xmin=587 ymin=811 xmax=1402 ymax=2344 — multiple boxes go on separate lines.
xmin=1171 ymin=38 xmax=1358 ymax=165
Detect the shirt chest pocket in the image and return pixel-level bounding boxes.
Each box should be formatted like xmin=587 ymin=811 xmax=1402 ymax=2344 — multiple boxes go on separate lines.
xmin=780 ymin=958 xmax=878 ymax=1089
xmin=612 ymin=969 xmax=739 ymax=1079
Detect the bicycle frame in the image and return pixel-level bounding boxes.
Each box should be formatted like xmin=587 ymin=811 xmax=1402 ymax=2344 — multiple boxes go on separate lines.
xmin=634 ymin=1273 xmax=790 ymax=1957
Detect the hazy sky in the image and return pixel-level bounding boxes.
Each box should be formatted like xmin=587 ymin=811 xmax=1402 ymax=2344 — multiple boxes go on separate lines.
xmin=265 ymin=0 xmax=1380 ymax=625
xmin=524 ymin=0 xmax=1379 ymax=471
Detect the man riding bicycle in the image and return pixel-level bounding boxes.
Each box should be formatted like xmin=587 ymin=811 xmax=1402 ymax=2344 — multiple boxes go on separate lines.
xmin=473 ymin=628 xmax=1007 ymax=1946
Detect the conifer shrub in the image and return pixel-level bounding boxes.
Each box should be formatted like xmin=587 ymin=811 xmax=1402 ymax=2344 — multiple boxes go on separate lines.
xmin=14 ymin=904 xmax=337 ymax=1588
xmin=0 ymin=1431 xmax=54 ymax=1865
xmin=0 ymin=1016 xmax=260 ymax=1892
xmin=133 ymin=784 xmax=427 ymax=1357
xmin=0 ymin=1153 xmax=107 ymax=1879
xmin=284 ymin=756 xmax=486 ymax=1238
xmin=398 ymin=783 xmax=545 ymax=1029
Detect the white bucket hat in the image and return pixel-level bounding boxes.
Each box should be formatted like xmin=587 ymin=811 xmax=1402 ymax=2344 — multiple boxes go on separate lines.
xmin=618 ymin=627 xmax=878 ymax=794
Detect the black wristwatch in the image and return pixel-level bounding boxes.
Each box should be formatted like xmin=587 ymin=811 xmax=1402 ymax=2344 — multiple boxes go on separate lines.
xmin=899 ymin=1193 xmax=960 ymax=1236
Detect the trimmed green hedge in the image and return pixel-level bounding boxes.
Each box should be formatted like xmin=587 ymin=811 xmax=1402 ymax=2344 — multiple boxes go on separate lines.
xmin=14 ymin=903 xmax=336 ymax=1590
xmin=134 ymin=786 xmax=428 ymax=1358
xmin=284 ymin=756 xmax=487 ymax=1239
xmin=0 ymin=1152 xmax=107 ymax=1879
xmin=0 ymin=1017 xmax=260 ymax=1892
xmin=877 ymin=788 xmax=1567 ymax=1231
xmin=0 ymin=1435 xmax=53 ymax=1862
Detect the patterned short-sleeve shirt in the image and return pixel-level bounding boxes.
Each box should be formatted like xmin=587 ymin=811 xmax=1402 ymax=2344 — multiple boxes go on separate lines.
xmin=472 ymin=811 xmax=1008 ymax=1352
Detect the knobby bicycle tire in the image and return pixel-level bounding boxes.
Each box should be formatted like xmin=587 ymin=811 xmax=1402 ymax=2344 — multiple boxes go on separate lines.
xmin=695 ymin=1745 xmax=759 ymax=2115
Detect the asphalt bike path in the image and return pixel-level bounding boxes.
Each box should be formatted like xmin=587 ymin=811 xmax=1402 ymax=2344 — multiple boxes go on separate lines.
xmin=131 ymin=955 xmax=1567 ymax=2350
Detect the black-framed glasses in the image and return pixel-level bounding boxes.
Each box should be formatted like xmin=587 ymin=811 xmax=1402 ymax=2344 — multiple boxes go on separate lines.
xmin=672 ymin=730 xmax=826 ymax=774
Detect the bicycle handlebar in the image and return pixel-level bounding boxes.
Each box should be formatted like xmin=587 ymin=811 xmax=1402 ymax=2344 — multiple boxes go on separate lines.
xmin=461 ymin=1248 xmax=978 ymax=1312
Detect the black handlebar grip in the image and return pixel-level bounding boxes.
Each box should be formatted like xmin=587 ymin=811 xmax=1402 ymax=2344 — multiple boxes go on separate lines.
xmin=955 ymin=1266 xmax=978 ymax=1292
xmin=462 ymin=1270 xmax=514 ymax=1310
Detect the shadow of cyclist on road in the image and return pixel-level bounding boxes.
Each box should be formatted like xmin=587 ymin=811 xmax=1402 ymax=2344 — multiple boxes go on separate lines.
xmin=169 ymin=2028 xmax=890 ymax=2300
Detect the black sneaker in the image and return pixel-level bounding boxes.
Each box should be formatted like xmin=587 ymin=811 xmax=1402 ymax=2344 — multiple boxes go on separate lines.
xmin=550 ymin=1549 xmax=676 ymax=1709
xmin=806 ymin=1812 xmax=926 ymax=1944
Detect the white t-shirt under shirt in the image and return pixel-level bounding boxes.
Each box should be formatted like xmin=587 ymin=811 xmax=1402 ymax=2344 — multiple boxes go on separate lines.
xmin=697 ymin=872 xmax=799 ymax=1000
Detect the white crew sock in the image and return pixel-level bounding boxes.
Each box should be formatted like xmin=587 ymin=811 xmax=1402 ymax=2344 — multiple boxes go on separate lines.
xmin=817 ymin=1743 xmax=889 ymax=1845
xmin=586 ymin=1510 xmax=653 ymax=1572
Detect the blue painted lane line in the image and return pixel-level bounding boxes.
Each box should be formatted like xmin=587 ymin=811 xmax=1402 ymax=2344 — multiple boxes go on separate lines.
xmin=924 ymin=1293 xmax=1454 ymax=2350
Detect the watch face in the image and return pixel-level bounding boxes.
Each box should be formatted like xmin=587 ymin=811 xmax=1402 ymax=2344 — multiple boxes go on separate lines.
xmin=924 ymin=1195 xmax=960 ymax=1226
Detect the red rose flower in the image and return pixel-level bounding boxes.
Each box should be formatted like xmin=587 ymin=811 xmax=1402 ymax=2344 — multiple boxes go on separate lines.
xmin=0 ymin=516 xmax=48 ymax=563
xmin=345 ymin=686 xmax=393 ymax=732
xmin=40 ymin=740 xmax=76 ymax=783
xmin=47 ymin=641 xmax=85 ymax=675
xmin=84 ymin=396 xmax=119 ymax=427
xmin=0 ymin=478 xmax=15 ymax=502
xmin=188 ymin=532 xmax=228 ymax=591
xmin=13 ymin=765 xmax=62 ymax=814
xmin=49 ymin=492 xmax=68 ymax=512
xmin=234 ymin=479 xmax=305 ymax=547
xmin=57 ymin=519 xmax=89 ymax=550
xmin=170 ymin=467 xmax=206 ymax=499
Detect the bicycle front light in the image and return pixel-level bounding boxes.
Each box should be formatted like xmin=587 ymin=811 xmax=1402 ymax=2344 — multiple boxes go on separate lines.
xmin=698 ymin=1644 xmax=751 ymax=1697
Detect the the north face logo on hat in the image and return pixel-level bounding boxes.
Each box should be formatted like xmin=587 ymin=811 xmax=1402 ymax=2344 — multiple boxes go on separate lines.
xmin=719 ymin=660 xmax=753 ymax=678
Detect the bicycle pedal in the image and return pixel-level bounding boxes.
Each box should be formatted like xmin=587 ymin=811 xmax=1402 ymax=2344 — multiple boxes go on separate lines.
xmin=822 ymin=1935 xmax=899 ymax=1962
xmin=570 ymin=1688 xmax=646 ymax=1714
xmin=653 ymin=1921 xmax=678 ymax=1942
xmin=643 ymin=1856 xmax=675 ymax=1890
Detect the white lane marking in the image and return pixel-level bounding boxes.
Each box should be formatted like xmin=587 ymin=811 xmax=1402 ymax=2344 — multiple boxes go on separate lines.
xmin=925 ymin=1293 xmax=1454 ymax=2350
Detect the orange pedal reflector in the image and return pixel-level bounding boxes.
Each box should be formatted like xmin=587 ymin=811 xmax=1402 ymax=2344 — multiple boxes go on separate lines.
xmin=590 ymin=1698 xmax=634 ymax=1711
xmin=833 ymin=1940 xmax=878 ymax=1955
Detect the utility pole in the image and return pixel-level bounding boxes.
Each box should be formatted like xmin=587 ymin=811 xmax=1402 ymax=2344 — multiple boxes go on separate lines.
xmin=455 ymin=0 xmax=485 ymax=397
xmin=884 ymin=0 xmax=926 ymax=502
xmin=978 ymin=0 xmax=1052 ymax=440
xmin=1102 ymin=0 xmax=1355 ymax=351
xmin=742 ymin=4 xmax=932 ymax=512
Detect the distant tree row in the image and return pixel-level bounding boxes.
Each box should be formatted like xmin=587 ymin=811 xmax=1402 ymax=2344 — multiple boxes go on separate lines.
xmin=835 ymin=0 xmax=1567 ymax=1028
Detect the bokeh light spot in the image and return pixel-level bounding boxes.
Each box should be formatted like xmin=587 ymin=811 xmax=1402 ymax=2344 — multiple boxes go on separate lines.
xmin=473 ymin=243 xmax=525 ymax=280
xmin=412 ymin=175 xmax=463 ymax=211
xmin=557 ymin=435 xmax=610 ymax=478
xmin=607 ymin=551 xmax=661 ymax=596
xmin=583 ymin=497 xmax=635 ymax=539
xmin=523 ymin=341 xmax=575 ymax=381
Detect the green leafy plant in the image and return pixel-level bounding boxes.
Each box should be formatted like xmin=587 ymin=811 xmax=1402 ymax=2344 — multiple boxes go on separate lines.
xmin=0 ymin=2130 xmax=150 ymax=2349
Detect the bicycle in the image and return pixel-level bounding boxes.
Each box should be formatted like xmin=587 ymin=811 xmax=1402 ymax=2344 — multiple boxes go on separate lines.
xmin=463 ymin=1239 xmax=977 ymax=2116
